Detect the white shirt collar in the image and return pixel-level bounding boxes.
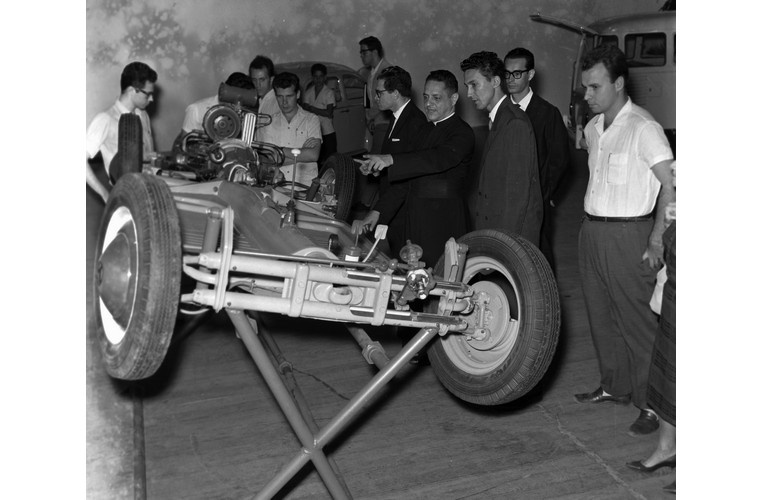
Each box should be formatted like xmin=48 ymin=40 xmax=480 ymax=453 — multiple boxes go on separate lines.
xmin=115 ymin=99 xmax=132 ymax=114
xmin=489 ymin=95 xmax=508 ymax=123
xmin=594 ymin=97 xmax=633 ymax=133
xmin=370 ymin=58 xmax=385 ymax=78
xmin=393 ymin=99 xmax=410 ymax=121
xmin=510 ymin=87 xmax=533 ymax=111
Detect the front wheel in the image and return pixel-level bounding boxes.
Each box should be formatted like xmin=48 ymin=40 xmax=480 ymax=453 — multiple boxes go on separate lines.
xmin=93 ymin=173 xmax=182 ymax=380
xmin=428 ymin=230 xmax=560 ymax=405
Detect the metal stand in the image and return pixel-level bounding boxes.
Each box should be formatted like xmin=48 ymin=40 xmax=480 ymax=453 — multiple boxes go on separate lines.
xmin=227 ymin=309 xmax=438 ymax=499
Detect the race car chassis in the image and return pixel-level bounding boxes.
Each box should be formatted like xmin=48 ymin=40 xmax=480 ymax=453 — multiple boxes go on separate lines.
xmin=94 ymin=173 xmax=561 ymax=498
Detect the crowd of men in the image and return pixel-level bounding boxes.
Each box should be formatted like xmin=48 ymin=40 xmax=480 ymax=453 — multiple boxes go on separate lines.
xmin=86 ymin=37 xmax=675 ymax=439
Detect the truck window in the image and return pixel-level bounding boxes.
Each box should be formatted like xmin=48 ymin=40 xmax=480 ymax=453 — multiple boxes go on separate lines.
xmin=624 ymin=33 xmax=667 ymax=67
xmin=597 ymin=35 xmax=618 ymax=48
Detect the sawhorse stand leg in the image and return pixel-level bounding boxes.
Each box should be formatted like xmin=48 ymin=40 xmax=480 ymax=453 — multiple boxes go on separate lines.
xmin=227 ymin=309 xmax=439 ymax=499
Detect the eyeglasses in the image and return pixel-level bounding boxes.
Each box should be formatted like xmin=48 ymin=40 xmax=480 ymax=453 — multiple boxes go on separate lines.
xmin=505 ymin=69 xmax=530 ymax=80
xmin=136 ymin=88 xmax=154 ymax=98
xmin=374 ymin=89 xmax=392 ymax=98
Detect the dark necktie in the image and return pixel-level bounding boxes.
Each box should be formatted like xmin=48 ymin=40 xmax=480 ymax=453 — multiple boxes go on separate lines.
xmin=387 ymin=115 xmax=396 ymax=138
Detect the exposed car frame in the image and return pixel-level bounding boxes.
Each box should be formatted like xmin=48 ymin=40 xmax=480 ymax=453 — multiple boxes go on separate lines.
xmin=93 ymin=106 xmax=561 ymax=497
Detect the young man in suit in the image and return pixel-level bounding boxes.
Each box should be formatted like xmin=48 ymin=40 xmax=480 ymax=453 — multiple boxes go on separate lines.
xmin=355 ymin=65 xmax=428 ymax=259
xmin=460 ymin=51 xmax=543 ymax=247
xmin=356 ymin=69 xmax=475 ymax=267
xmin=505 ymin=47 xmax=570 ymax=269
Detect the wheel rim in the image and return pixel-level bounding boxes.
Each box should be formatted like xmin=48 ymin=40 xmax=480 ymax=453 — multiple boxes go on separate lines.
xmin=319 ymin=167 xmax=337 ymax=201
xmin=440 ymin=255 xmax=520 ymax=374
xmin=96 ymin=206 xmax=139 ymax=345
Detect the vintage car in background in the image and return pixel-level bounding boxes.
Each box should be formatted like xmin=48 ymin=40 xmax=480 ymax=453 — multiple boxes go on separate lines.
xmin=531 ymin=9 xmax=676 ymax=153
xmin=93 ymin=82 xmax=561 ymax=496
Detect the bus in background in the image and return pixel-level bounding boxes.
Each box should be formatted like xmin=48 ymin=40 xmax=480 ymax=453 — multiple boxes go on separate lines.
xmin=531 ymin=9 xmax=676 ymax=154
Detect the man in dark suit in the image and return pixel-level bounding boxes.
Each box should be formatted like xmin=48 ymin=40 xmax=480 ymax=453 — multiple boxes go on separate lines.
xmin=356 ymin=65 xmax=428 ymax=258
xmin=460 ymin=51 xmax=543 ymax=247
xmin=505 ymin=47 xmax=570 ymax=270
xmin=355 ymin=70 xmax=475 ymax=266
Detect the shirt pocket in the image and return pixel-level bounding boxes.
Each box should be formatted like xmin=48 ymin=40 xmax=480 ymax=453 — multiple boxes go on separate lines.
xmin=606 ymin=153 xmax=628 ymax=185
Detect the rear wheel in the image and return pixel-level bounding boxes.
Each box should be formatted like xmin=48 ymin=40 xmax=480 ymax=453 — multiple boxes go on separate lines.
xmin=317 ymin=153 xmax=356 ymax=221
xmin=428 ymin=230 xmax=560 ymax=405
xmin=93 ymin=173 xmax=182 ymax=380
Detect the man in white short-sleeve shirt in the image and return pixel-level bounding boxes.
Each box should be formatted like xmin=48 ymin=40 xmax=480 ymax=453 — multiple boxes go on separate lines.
xmin=255 ymin=72 xmax=321 ymax=186
xmin=86 ymin=61 xmax=157 ymax=203
xmin=573 ymin=45 xmax=674 ymax=439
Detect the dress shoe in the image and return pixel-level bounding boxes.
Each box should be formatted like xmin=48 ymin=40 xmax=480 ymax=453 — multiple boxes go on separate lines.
xmin=626 ymin=454 xmax=676 ymax=472
xmin=574 ymin=387 xmax=631 ymax=405
xmin=628 ymin=409 xmax=660 ymax=436
xmin=663 ymin=480 xmax=676 ymax=493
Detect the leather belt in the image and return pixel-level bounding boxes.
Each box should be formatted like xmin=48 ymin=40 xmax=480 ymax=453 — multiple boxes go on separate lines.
xmin=585 ymin=212 xmax=653 ymax=223
xmin=410 ymin=180 xmax=463 ymax=199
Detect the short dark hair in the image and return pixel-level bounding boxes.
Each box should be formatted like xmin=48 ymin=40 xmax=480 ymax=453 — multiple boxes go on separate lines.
xmin=272 ymin=72 xmax=300 ymax=92
xmin=425 ymin=69 xmax=458 ymax=96
xmin=581 ymin=44 xmax=628 ymax=84
xmin=378 ymin=66 xmax=412 ymax=99
xmin=225 ymin=72 xmax=255 ymax=90
xmin=359 ymin=36 xmax=384 ymax=58
xmin=120 ymin=61 xmax=157 ymax=93
xmin=460 ymin=51 xmax=506 ymax=94
xmin=248 ymin=55 xmax=275 ymax=78
xmin=504 ymin=47 xmax=535 ymax=70
xmin=311 ymin=63 xmax=327 ymax=76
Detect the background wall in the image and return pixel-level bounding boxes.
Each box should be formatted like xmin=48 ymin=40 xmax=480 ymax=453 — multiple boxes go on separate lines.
xmin=86 ymin=0 xmax=666 ymax=151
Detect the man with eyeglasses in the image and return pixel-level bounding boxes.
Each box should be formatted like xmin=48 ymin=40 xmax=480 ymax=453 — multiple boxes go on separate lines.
xmin=86 ymin=61 xmax=157 ymax=203
xmin=505 ymin=47 xmax=570 ymax=271
xmin=355 ymin=65 xmax=427 ymax=258
xmin=357 ymin=36 xmax=393 ymax=152
xmin=460 ymin=51 xmax=543 ymax=246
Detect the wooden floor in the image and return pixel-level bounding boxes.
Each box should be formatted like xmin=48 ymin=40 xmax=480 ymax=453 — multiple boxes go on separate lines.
xmin=86 ymin=149 xmax=677 ymax=499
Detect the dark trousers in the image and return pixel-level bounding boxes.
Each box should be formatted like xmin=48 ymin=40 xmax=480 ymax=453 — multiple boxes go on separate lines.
xmin=578 ymin=218 xmax=658 ymax=408
xmin=539 ymin=202 xmax=555 ymax=271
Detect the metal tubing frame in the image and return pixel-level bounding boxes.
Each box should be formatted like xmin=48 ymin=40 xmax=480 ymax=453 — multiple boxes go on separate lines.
xmin=228 ymin=307 xmax=439 ymax=499
xmin=227 ymin=309 xmax=350 ymax=499
xmin=185 ymin=251 xmax=470 ymax=330
xmin=255 ymin=317 xmax=353 ymax=498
